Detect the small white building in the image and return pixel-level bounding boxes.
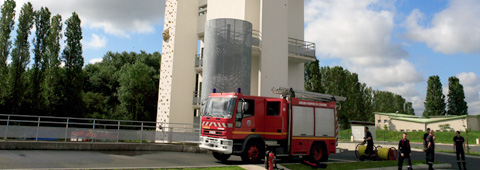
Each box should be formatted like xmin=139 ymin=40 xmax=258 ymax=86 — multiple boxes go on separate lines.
xmin=350 ymin=121 xmax=376 ymax=142
xmin=375 ymin=112 xmax=480 ymax=132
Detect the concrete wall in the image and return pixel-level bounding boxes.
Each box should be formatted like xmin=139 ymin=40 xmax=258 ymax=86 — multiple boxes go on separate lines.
xmin=245 ymin=0 xmax=261 ymax=31
xmin=389 ymin=119 xmax=425 ymax=132
xmin=375 ymin=114 xmax=391 ymax=130
xmin=286 ymin=0 xmax=305 ymax=91
xmin=427 ymin=119 xmax=466 ymax=132
xmin=287 ymin=0 xmax=303 ymax=40
xmin=468 ymin=116 xmax=480 ymax=131
xmin=251 ymin=54 xmax=260 ymax=96
xmin=288 ymin=62 xmax=304 ymax=90
xmin=206 ymin=0 xmax=246 ymax=20
xmin=259 ymin=0 xmax=289 ymax=97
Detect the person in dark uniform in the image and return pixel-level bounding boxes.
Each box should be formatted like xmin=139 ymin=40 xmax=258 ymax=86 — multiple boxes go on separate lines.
xmin=423 ymin=128 xmax=431 ymax=150
xmin=453 ymin=131 xmax=467 ymax=170
xmin=426 ymin=130 xmax=435 ymax=170
xmin=398 ymin=132 xmax=412 ymax=170
xmin=364 ymin=126 xmax=374 ymax=159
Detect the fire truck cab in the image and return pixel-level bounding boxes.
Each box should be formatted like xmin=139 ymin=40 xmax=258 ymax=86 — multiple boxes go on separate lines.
xmin=199 ymin=87 xmax=345 ymax=163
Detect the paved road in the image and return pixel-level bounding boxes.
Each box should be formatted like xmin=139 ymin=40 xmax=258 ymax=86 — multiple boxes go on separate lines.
xmin=0 ymin=150 xmax=479 ymax=169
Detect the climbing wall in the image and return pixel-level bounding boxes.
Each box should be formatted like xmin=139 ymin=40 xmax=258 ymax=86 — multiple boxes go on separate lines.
xmin=156 ymin=0 xmax=198 ymax=142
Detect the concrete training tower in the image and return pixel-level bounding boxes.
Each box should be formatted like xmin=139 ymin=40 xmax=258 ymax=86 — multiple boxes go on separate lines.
xmin=157 ymin=0 xmax=316 ymax=131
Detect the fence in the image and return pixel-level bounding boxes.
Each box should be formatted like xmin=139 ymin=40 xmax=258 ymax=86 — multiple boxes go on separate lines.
xmin=288 ymin=37 xmax=316 ymax=58
xmin=0 ymin=114 xmax=200 ymax=144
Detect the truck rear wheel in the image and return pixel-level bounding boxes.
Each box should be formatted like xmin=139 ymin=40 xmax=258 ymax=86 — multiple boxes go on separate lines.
xmin=241 ymin=140 xmax=264 ymax=163
xmin=310 ymin=142 xmax=328 ymax=162
xmin=212 ymin=152 xmax=231 ymax=162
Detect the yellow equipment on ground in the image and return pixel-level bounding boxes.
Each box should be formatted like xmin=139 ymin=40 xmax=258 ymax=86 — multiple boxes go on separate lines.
xmin=355 ymin=143 xmax=397 ymax=161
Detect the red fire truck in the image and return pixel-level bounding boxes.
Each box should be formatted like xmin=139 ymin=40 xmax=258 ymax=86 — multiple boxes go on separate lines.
xmin=199 ymin=87 xmax=346 ymax=163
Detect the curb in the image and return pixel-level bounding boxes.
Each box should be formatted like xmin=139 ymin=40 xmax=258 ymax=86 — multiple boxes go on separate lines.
xmin=357 ymin=163 xmax=451 ymax=170
xmin=0 ymin=141 xmax=206 ymax=153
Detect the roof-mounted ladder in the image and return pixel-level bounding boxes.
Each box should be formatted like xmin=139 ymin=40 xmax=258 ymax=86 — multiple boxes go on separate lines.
xmin=271 ymin=87 xmax=347 ymax=102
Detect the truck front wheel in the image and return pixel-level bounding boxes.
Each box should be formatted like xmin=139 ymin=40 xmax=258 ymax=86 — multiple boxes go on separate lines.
xmin=241 ymin=140 xmax=264 ymax=163
xmin=212 ymin=152 xmax=231 ymax=162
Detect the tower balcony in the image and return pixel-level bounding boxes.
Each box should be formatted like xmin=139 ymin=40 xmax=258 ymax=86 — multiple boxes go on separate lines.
xmin=252 ymin=30 xmax=262 ymax=56
xmin=194 ymin=54 xmax=203 ymax=73
xmin=288 ymin=38 xmax=316 ymax=63
xmin=192 ymin=91 xmax=201 ymax=109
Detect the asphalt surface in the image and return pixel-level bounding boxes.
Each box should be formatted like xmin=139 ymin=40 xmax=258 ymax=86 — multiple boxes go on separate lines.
xmin=0 ymin=150 xmax=479 ymax=169
xmin=370 ymin=140 xmax=480 ymax=153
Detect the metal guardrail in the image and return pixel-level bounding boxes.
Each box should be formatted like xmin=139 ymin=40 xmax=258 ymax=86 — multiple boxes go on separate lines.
xmin=288 ymin=37 xmax=316 ymax=58
xmin=195 ymin=54 xmax=203 ymax=68
xmin=193 ymin=91 xmax=201 ymax=105
xmin=0 ymin=114 xmax=200 ymax=144
xmin=252 ymin=30 xmax=261 ymax=48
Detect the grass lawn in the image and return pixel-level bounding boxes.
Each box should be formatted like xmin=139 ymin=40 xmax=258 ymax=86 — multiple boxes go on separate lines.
xmin=283 ymin=160 xmax=426 ymax=170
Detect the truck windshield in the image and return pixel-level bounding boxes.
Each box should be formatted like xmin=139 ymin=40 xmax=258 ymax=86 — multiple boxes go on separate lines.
xmin=202 ymin=97 xmax=236 ymax=118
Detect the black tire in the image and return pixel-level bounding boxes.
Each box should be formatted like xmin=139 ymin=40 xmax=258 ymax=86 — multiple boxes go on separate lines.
xmin=241 ymin=140 xmax=264 ymax=163
xmin=310 ymin=142 xmax=328 ymax=162
xmin=212 ymin=152 xmax=231 ymax=162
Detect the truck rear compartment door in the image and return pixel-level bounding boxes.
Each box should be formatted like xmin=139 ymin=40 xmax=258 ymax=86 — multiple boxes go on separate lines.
xmin=315 ymin=107 xmax=335 ymax=137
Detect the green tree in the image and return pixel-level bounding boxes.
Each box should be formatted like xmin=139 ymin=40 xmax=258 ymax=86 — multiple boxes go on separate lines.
xmin=117 ymin=62 xmax=157 ymax=121
xmin=29 ymin=7 xmax=51 ymax=115
xmin=373 ymin=91 xmax=395 ymax=113
xmin=447 ymin=76 xmax=468 ymax=115
xmin=304 ymin=59 xmax=324 ymax=93
xmin=405 ymin=102 xmax=415 ymax=115
xmin=7 ymin=2 xmax=34 ymax=114
xmin=317 ymin=66 xmax=370 ymax=128
xmin=0 ymin=0 xmax=16 ymax=110
xmin=61 ymin=12 xmax=84 ymax=117
xmin=393 ymin=94 xmax=406 ymax=114
xmin=423 ymin=75 xmax=446 ymax=117
xmin=361 ymin=83 xmax=374 ymax=120
xmin=41 ymin=14 xmax=63 ymax=116
xmin=82 ymin=51 xmax=160 ymax=120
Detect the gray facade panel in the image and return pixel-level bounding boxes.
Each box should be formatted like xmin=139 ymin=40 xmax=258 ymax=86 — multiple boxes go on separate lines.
xmin=202 ymin=18 xmax=252 ymax=100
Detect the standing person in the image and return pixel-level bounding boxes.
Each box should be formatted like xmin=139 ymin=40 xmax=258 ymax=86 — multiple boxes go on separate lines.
xmin=423 ymin=128 xmax=431 ymax=151
xmin=364 ymin=126 xmax=374 ymax=159
xmin=426 ymin=130 xmax=435 ymax=170
xmin=453 ymin=131 xmax=467 ymax=170
xmin=398 ymin=133 xmax=413 ymax=170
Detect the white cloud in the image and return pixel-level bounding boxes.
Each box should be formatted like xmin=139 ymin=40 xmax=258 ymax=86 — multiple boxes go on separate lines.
xmin=85 ymin=34 xmax=107 ymax=49
xmin=6 ymin=0 xmax=165 ymax=38
xmin=456 ymin=72 xmax=480 ymax=115
xmin=305 ymin=0 xmax=424 ymax=114
xmin=89 ymin=58 xmax=103 ymax=64
xmin=405 ymin=0 xmax=480 ymax=54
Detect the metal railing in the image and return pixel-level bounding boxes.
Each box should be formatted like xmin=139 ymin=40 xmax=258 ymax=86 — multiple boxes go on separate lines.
xmin=193 ymin=91 xmax=202 ymax=105
xmin=288 ymin=37 xmax=316 ymax=58
xmin=0 ymin=114 xmax=200 ymax=144
xmin=195 ymin=54 xmax=203 ymax=68
xmin=252 ymin=30 xmax=262 ymax=48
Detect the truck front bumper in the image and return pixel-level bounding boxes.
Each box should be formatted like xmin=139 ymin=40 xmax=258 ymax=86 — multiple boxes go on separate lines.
xmin=199 ymin=136 xmax=233 ymax=154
